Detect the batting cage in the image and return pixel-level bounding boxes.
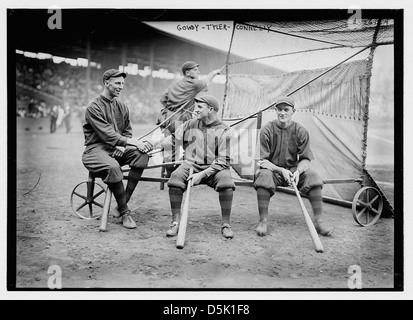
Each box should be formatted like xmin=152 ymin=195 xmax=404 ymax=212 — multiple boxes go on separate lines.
xmin=219 ymin=19 xmax=394 ymax=224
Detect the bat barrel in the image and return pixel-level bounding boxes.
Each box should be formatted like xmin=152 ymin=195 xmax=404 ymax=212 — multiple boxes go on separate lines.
xmin=176 ymin=167 xmax=194 ymax=249
xmin=292 ymin=181 xmax=324 ymax=253
xmin=99 ymin=188 xmax=112 ymax=232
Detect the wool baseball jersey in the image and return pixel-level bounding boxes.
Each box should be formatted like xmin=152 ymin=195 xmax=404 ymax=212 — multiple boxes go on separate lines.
xmin=175 ymin=118 xmax=233 ymax=177
xmin=160 ymin=77 xmax=208 ymax=112
xmin=83 ymin=94 xmax=132 ymax=148
xmin=258 ymin=120 xmax=314 ymax=169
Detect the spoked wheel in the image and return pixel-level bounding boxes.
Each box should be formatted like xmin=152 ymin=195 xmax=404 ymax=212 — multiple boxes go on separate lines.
xmin=70 ymin=180 xmax=107 ymax=220
xmin=352 ymin=186 xmax=383 ymax=227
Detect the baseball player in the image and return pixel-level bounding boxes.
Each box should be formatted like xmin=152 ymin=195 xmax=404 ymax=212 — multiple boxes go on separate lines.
xmin=82 ymin=69 xmax=153 ymax=229
xmin=158 ymin=61 xmax=224 ymax=176
xmin=160 ymin=60 xmax=224 ymax=130
xmin=163 ymin=95 xmax=236 ymax=239
xmin=254 ymin=96 xmax=332 ymax=237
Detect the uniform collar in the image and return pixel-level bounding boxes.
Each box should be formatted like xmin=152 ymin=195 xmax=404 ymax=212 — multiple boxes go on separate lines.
xmin=100 ymin=93 xmax=114 ymax=103
xmin=275 ymin=120 xmax=294 ymax=130
xmin=202 ymin=118 xmax=221 ymax=128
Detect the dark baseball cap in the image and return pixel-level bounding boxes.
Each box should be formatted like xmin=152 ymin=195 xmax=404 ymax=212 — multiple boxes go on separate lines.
xmin=182 ymin=61 xmax=199 ymax=74
xmin=195 ymin=95 xmax=220 ymax=112
xmin=274 ymin=96 xmax=295 ymax=109
xmin=102 ymin=69 xmax=126 ymax=83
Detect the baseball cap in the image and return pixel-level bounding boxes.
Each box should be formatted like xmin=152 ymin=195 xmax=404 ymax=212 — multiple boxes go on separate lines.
xmin=102 ymin=69 xmax=126 ymax=83
xmin=195 ymin=95 xmax=220 ymax=112
xmin=274 ymin=96 xmax=295 ymax=109
xmin=182 ymin=61 xmax=199 ymax=74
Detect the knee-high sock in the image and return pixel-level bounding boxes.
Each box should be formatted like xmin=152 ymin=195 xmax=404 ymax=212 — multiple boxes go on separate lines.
xmin=169 ymin=187 xmax=183 ymax=222
xmin=125 ymin=167 xmax=144 ymax=203
xmin=307 ymin=187 xmax=323 ymax=222
xmin=257 ymin=188 xmax=271 ymax=222
xmin=107 ymin=181 xmax=129 ymax=215
xmin=219 ymin=188 xmax=233 ymax=225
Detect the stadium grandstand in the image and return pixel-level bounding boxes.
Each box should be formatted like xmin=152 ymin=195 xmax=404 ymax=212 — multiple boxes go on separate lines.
xmin=11 ymin=9 xmax=282 ymax=124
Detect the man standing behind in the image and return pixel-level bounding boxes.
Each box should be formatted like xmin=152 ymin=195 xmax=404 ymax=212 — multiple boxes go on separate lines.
xmin=164 ymin=95 xmax=236 ymax=239
xmin=159 ymin=61 xmax=224 ymax=178
xmin=160 ymin=61 xmax=224 ymax=128
xmin=254 ymin=96 xmax=332 ymax=237
xmin=82 ymin=69 xmax=153 ymax=229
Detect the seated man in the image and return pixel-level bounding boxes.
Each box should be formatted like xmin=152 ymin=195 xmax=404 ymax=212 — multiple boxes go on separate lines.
xmin=82 ymin=69 xmax=153 ymax=229
xmin=254 ymin=96 xmax=332 ymax=237
xmin=164 ymin=95 xmax=236 ymax=239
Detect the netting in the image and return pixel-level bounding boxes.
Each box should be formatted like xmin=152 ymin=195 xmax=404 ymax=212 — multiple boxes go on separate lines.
xmin=222 ymin=19 xmax=394 ymax=202
xmin=224 ymin=19 xmax=393 ymax=76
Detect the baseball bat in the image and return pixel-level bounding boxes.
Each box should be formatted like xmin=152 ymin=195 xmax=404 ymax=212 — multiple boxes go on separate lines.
xmin=99 ymin=188 xmax=112 ymax=232
xmin=176 ymin=167 xmax=194 ymax=249
xmin=291 ymin=181 xmax=324 ymax=253
xmin=137 ymin=99 xmax=192 ymax=141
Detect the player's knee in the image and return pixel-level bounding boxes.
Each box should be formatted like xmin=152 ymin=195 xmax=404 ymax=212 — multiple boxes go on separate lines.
xmin=214 ymin=171 xmax=235 ymax=191
xmin=130 ymin=152 xmax=150 ymax=168
xmin=167 ymin=170 xmax=187 ymax=190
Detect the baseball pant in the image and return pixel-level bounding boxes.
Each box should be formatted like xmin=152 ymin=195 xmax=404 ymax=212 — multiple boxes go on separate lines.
xmin=82 ymin=144 xmax=149 ymax=183
xmin=254 ymin=167 xmax=323 ymax=196
xmin=167 ymin=161 xmax=235 ymax=192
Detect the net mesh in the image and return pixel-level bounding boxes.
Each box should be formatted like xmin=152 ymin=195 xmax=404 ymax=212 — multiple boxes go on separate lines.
xmin=225 ymin=19 xmax=393 ymax=77
xmin=222 ymin=19 xmax=394 ymax=202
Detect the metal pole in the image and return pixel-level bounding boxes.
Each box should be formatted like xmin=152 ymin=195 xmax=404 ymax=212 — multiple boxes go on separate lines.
xmin=86 ymin=36 xmax=91 ymax=103
xmin=361 ymin=19 xmax=382 ymax=170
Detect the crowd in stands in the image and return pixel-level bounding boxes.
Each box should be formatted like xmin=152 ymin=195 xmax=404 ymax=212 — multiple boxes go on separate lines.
xmin=15 ymin=54 xmax=173 ymax=125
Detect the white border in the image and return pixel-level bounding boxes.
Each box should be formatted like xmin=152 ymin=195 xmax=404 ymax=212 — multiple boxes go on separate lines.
xmin=1 ymin=0 xmax=411 ymax=301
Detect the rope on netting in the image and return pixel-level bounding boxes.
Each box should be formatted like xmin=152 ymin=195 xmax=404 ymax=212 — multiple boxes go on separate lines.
xmin=222 ymin=20 xmax=237 ymax=118
xmin=361 ymin=19 xmax=382 ymax=170
xmin=238 ymin=22 xmax=345 ymax=47
xmin=226 ymin=41 xmax=393 ymax=68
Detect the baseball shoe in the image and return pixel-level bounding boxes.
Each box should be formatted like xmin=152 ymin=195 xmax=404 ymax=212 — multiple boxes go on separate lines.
xmin=255 ymin=221 xmax=268 ymax=237
xmin=166 ymin=221 xmax=179 ymax=237
xmin=221 ymin=223 xmax=234 ymax=239
xmin=315 ymin=224 xmax=333 ymax=237
xmin=122 ymin=213 xmax=136 ymax=229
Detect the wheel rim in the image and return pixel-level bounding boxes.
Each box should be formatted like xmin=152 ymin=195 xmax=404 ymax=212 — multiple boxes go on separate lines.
xmin=70 ymin=181 xmax=106 ymax=220
xmin=352 ymin=186 xmax=383 ymax=227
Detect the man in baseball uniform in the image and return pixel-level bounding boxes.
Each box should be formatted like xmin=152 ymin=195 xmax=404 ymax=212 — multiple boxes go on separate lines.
xmin=159 ymin=61 xmax=224 ymax=177
xmin=254 ymin=96 xmax=332 ymax=237
xmin=82 ymin=69 xmax=153 ymax=229
xmin=163 ymin=95 xmax=236 ymax=239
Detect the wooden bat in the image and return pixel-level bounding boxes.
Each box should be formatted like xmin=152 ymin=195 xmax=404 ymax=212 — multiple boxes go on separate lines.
xmin=176 ymin=167 xmax=194 ymax=249
xmin=99 ymin=188 xmax=112 ymax=232
xmin=291 ymin=181 xmax=324 ymax=253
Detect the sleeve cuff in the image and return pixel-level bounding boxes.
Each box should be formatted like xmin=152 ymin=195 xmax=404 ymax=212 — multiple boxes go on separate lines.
xmin=119 ymin=137 xmax=128 ymax=147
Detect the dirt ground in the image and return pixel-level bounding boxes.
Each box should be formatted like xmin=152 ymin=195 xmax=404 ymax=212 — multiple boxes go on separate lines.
xmin=13 ymin=115 xmax=397 ymax=290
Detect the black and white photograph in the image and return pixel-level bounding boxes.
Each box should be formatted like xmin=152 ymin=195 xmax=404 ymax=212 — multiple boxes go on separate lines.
xmin=4 ymin=2 xmax=407 ymax=300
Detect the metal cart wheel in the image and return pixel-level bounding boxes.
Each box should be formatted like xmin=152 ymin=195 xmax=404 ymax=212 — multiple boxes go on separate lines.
xmin=70 ymin=180 xmax=107 ymax=220
xmin=352 ymin=186 xmax=383 ymax=227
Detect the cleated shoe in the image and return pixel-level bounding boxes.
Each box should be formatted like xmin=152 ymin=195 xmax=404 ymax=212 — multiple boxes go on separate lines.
xmin=221 ymin=223 xmax=234 ymax=239
xmin=122 ymin=213 xmax=137 ymax=229
xmin=166 ymin=222 xmax=179 ymax=237
xmin=315 ymin=224 xmax=333 ymax=237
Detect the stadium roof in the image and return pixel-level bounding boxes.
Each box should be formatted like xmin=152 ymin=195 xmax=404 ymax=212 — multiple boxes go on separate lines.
xmin=9 ymin=9 xmax=287 ymax=75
